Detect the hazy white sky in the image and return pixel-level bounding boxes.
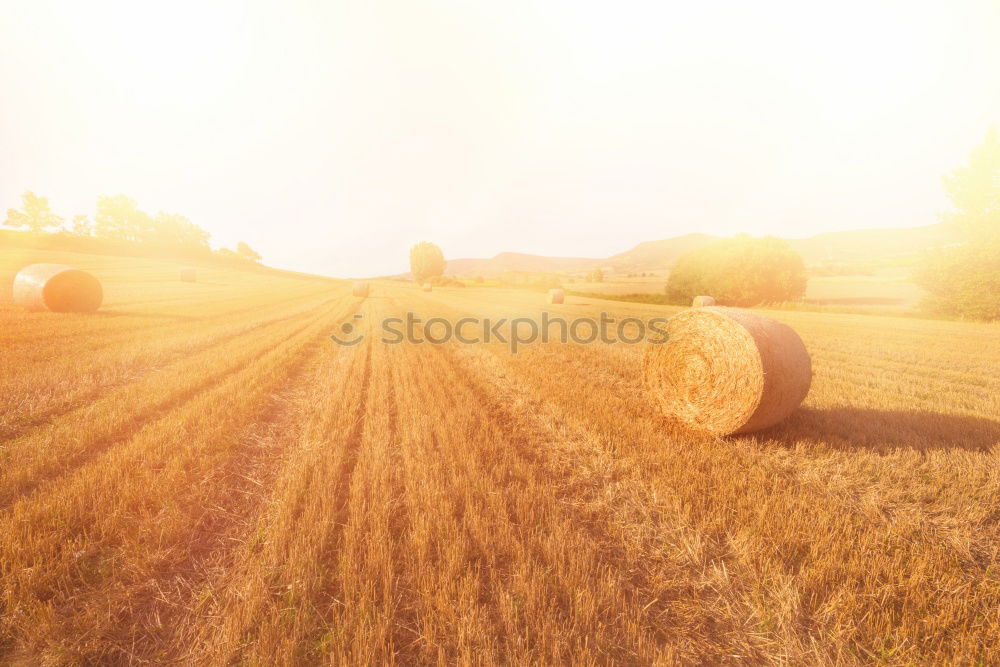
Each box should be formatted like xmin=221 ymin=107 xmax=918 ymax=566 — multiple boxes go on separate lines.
xmin=2 ymin=0 xmax=999 ymax=276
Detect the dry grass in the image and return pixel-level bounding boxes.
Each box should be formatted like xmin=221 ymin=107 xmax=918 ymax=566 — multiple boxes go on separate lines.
xmin=1 ymin=250 xmax=999 ymax=664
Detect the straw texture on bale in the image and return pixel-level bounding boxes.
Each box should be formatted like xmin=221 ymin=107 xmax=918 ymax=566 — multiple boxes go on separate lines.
xmin=692 ymin=295 xmax=715 ymax=307
xmin=352 ymin=281 xmax=370 ymax=297
xmin=179 ymin=267 xmax=197 ymax=282
xmin=548 ymin=288 xmax=564 ymax=304
xmin=422 ymin=283 xmax=433 ymax=292
xmin=644 ymin=307 xmax=811 ymax=435
xmin=12 ymin=264 xmax=104 ymax=313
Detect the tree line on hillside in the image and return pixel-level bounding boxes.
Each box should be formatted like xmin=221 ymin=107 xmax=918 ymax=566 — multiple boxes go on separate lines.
xmin=4 ymin=191 xmax=262 ymax=263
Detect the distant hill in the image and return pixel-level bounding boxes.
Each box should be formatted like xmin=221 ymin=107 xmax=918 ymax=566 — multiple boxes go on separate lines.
xmin=604 ymin=233 xmax=718 ymax=273
xmin=441 ymin=225 xmax=962 ymax=277
xmin=783 ymin=225 xmax=961 ymax=264
xmin=444 ymin=252 xmax=602 ymax=277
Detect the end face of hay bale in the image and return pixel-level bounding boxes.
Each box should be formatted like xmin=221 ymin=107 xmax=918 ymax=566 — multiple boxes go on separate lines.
xmin=352 ymin=281 xmax=370 ymax=297
xmin=13 ymin=264 xmax=103 ymax=313
xmin=692 ymin=295 xmax=716 ymax=307
xmin=179 ymin=268 xmax=197 ymax=282
xmin=548 ymin=288 xmax=565 ymax=304
xmin=644 ymin=307 xmax=811 ymax=435
xmin=422 ymin=283 xmax=433 ymax=292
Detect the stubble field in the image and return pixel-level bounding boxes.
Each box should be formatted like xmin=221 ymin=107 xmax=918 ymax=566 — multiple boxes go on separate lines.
xmin=1 ymin=250 xmax=999 ymax=665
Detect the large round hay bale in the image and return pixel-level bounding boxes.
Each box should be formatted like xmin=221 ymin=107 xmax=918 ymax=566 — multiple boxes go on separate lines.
xmin=548 ymin=288 xmax=564 ymax=304
xmin=692 ymin=295 xmax=715 ymax=307
xmin=12 ymin=264 xmax=104 ymax=313
xmin=422 ymin=283 xmax=433 ymax=292
xmin=352 ymin=281 xmax=370 ymax=297
xmin=179 ymin=267 xmax=197 ymax=282
xmin=644 ymin=307 xmax=811 ymax=435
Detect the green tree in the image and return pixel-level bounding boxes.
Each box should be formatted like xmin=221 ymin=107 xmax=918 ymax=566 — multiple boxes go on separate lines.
xmin=149 ymin=212 xmax=211 ymax=248
xmin=94 ymin=195 xmax=152 ymax=241
xmin=666 ymin=235 xmax=807 ymax=306
xmin=409 ymin=241 xmax=445 ymax=282
xmin=236 ymin=241 xmax=262 ymax=262
xmin=916 ymin=127 xmax=1000 ymax=320
xmin=587 ymin=268 xmax=605 ymax=283
xmin=942 ymin=126 xmax=1000 ymax=243
xmin=4 ymin=191 xmax=63 ymax=232
xmin=915 ymin=245 xmax=1000 ymax=320
xmin=71 ymin=214 xmax=93 ymax=236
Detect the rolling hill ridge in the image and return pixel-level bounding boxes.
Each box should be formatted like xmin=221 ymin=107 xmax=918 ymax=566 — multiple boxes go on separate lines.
xmin=440 ymin=224 xmax=960 ymax=277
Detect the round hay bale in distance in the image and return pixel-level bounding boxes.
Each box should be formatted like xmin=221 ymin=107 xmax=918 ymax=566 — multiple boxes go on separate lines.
xmin=692 ymin=295 xmax=715 ymax=307
xmin=352 ymin=281 xmax=370 ymax=297
xmin=644 ymin=307 xmax=811 ymax=435
xmin=548 ymin=288 xmax=564 ymax=305
xmin=179 ymin=267 xmax=197 ymax=282
xmin=422 ymin=283 xmax=433 ymax=292
xmin=12 ymin=264 xmax=104 ymax=313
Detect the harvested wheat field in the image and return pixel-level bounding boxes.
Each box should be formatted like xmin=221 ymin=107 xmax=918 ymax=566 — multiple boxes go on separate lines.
xmin=1 ymin=251 xmax=999 ymax=665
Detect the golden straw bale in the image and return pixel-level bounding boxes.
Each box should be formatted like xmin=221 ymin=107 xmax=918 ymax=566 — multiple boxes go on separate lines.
xmin=644 ymin=307 xmax=811 ymax=434
xmin=12 ymin=264 xmax=103 ymax=313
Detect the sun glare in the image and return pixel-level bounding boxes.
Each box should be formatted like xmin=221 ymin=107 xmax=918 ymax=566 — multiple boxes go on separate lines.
xmin=1 ymin=0 xmax=998 ymax=275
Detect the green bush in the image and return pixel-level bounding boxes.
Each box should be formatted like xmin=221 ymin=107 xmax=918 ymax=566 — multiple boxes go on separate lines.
xmin=427 ymin=275 xmax=465 ymax=288
xmin=916 ymin=244 xmax=1000 ymax=320
xmin=666 ymin=235 xmax=807 ymax=306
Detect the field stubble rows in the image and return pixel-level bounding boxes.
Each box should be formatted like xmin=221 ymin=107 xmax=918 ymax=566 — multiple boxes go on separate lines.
xmin=1 ymin=260 xmax=999 ymax=664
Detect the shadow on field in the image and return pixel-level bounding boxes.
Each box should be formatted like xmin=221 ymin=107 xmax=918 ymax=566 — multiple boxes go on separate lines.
xmin=762 ymin=406 xmax=1000 ymax=453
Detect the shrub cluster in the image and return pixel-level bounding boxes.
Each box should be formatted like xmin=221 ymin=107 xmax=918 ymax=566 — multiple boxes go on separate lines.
xmin=665 ymin=235 xmax=807 ymax=307
xmin=917 ymin=127 xmax=1000 ymax=321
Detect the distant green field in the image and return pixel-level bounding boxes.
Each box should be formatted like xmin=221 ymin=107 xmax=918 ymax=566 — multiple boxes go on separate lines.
xmin=569 ymin=267 xmax=925 ymax=313
xmin=803 ymin=268 xmax=923 ymax=310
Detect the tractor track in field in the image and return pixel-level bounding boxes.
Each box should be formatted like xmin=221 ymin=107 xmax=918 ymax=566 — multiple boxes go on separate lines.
xmin=333 ymin=339 xmax=373 ymax=524
xmin=60 ymin=333 xmax=341 ymax=665
xmin=141 ymin=332 xmax=371 ymax=664
xmin=365 ymin=304 xmax=422 ymax=662
xmin=181 ymin=334 xmax=381 ymax=665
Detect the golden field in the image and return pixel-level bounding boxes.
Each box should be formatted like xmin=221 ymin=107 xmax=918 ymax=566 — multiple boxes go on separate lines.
xmin=1 ymin=249 xmax=999 ymax=665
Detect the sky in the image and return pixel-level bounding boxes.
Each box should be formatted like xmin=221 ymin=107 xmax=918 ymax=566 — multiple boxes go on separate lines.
xmin=1 ymin=0 xmax=999 ymax=277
